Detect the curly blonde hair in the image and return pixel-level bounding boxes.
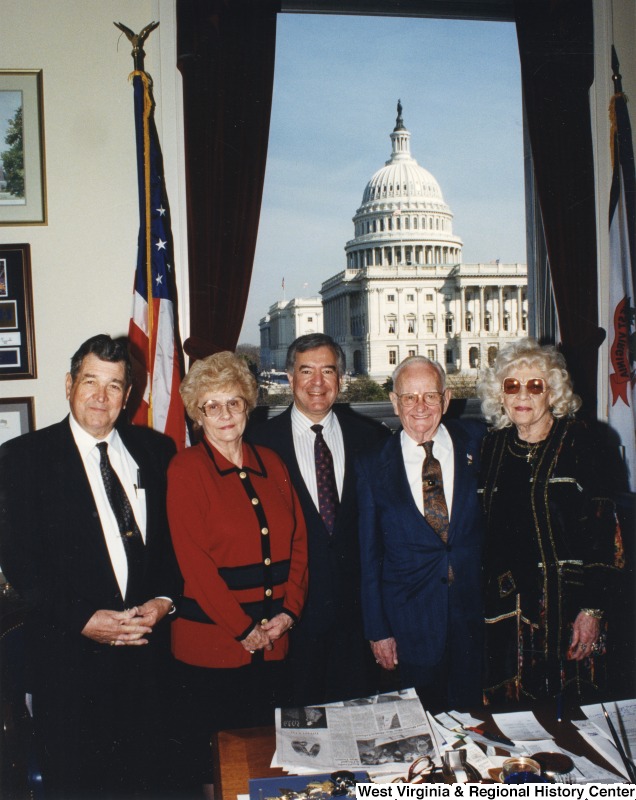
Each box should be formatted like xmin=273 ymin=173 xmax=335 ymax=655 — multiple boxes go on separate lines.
xmin=477 ymin=338 xmax=581 ymax=430
xmin=179 ymin=351 xmax=258 ymax=428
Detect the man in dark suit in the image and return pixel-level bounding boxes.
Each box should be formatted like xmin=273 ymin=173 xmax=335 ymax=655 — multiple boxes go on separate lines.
xmin=357 ymin=355 xmax=484 ymax=708
xmin=249 ymin=333 xmax=390 ymax=706
xmin=0 ymin=334 xmax=182 ymax=799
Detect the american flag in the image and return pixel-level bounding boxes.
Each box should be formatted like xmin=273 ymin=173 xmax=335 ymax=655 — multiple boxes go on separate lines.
xmin=127 ymin=71 xmax=188 ymax=450
xmin=607 ymin=47 xmax=636 ymax=490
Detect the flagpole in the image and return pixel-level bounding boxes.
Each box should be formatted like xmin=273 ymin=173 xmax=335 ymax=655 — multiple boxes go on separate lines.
xmin=115 ymin=22 xmax=159 ymax=427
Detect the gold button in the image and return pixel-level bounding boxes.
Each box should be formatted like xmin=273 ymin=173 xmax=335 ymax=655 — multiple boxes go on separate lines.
xmin=261 ymin=618 xmax=268 ymax=625
xmin=264 ymin=558 xmax=271 ymax=566
xmin=239 ymin=471 xmax=247 ymax=479
xmin=265 ymin=589 xmax=272 ymax=597
xmin=261 ymin=527 xmax=269 ymax=535
xmin=251 ymin=497 xmax=259 ymax=506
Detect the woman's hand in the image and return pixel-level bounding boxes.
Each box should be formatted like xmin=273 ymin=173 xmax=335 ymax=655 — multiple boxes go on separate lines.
xmin=567 ymin=611 xmax=601 ymax=660
xmin=261 ymin=612 xmax=294 ymax=641
xmin=240 ymin=623 xmax=273 ymax=653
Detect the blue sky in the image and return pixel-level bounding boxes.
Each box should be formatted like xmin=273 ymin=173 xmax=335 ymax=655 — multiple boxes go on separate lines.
xmin=239 ymin=13 xmax=525 ymax=343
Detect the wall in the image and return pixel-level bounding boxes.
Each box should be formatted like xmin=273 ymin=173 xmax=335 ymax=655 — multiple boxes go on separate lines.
xmin=0 ymin=0 xmax=187 ymax=429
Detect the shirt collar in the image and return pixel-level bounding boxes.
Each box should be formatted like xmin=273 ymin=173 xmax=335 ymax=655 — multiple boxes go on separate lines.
xmin=400 ymin=423 xmax=451 ymax=459
xmin=68 ymin=413 xmax=120 ymax=458
xmin=291 ymin=403 xmax=336 ymax=435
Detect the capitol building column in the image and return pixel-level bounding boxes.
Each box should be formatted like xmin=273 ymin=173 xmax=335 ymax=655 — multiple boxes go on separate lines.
xmin=459 ymin=286 xmax=466 ymax=333
xmin=498 ymin=285 xmax=504 ymax=332
xmin=479 ymin=286 xmax=485 ymax=332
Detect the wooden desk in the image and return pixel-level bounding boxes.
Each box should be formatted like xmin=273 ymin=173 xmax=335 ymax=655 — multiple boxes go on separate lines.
xmin=212 ymin=708 xmax=622 ymax=799
xmin=213 ymin=727 xmax=281 ymax=799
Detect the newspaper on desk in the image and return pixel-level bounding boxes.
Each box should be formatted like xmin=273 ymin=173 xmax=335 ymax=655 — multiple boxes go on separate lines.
xmin=274 ymin=689 xmax=439 ymax=777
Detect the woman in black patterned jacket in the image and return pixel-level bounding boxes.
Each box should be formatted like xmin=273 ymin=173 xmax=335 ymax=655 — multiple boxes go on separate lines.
xmin=477 ymin=339 xmax=624 ymax=703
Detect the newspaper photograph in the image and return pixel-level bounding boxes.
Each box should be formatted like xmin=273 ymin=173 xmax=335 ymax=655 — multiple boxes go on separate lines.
xmin=274 ymin=689 xmax=440 ymax=776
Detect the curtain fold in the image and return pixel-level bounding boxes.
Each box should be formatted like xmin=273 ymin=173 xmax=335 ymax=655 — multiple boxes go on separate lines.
xmin=514 ymin=0 xmax=603 ymax=415
xmin=177 ymin=0 xmax=280 ymax=360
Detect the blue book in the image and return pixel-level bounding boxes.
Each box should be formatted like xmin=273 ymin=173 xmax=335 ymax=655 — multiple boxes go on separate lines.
xmin=249 ymin=771 xmax=371 ymax=799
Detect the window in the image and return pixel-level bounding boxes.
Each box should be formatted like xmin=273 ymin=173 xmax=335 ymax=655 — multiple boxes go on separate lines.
xmin=307 ymin=316 xmax=313 ymax=322
xmin=389 ymin=349 xmax=397 ymax=365
xmin=469 ymin=346 xmax=479 ymax=368
xmin=426 ymin=317 xmax=434 ymax=333
xmin=387 ymin=293 xmax=395 ymax=302
xmin=444 ymin=294 xmax=452 ymax=302
xmin=426 ymin=293 xmax=433 ymax=302
xmin=406 ymin=293 xmax=414 ymax=302
xmin=465 ymin=316 xmax=472 ymax=332
xmin=445 ymin=317 xmax=453 ymax=334
xmin=427 ymin=348 xmax=435 ymax=360
xmin=503 ymin=314 xmax=510 ymax=331
xmin=484 ymin=313 xmax=491 ymax=332
xmin=408 ymin=349 xmax=416 ymax=357
xmin=446 ymin=349 xmax=454 ymax=365
xmin=388 ymin=319 xmax=396 ymax=334
xmin=407 ymin=318 xmax=415 ymax=333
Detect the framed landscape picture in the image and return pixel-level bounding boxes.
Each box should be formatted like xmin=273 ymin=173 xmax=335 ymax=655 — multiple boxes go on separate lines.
xmin=0 ymin=243 xmax=37 ymax=379
xmin=0 ymin=70 xmax=47 ymax=225
xmin=0 ymin=396 xmax=34 ymax=444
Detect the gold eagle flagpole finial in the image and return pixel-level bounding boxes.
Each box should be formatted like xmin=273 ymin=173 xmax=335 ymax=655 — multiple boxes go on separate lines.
xmin=114 ymin=21 xmax=159 ymax=71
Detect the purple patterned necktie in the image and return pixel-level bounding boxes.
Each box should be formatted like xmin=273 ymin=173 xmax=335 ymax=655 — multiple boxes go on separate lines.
xmin=311 ymin=424 xmax=339 ymax=534
xmin=420 ymin=440 xmax=449 ymax=542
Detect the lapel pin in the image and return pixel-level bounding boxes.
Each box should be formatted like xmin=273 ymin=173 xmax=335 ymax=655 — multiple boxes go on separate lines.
xmin=466 ymin=453 xmax=473 ymax=466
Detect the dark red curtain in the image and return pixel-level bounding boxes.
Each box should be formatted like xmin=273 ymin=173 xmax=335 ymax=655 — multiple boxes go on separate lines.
xmin=514 ymin=0 xmax=603 ymax=415
xmin=177 ymin=0 xmax=280 ymax=361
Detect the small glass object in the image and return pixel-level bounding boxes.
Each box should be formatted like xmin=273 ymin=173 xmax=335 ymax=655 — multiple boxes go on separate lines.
xmin=502 ymin=756 xmax=547 ymax=784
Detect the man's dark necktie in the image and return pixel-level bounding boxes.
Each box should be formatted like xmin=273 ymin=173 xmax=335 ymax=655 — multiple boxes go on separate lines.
xmin=97 ymin=442 xmax=145 ymax=603
xmin=311 ymin=424 xmax=339 ymax=534
xmin=421 ymin=440 xmax=449 ymax=542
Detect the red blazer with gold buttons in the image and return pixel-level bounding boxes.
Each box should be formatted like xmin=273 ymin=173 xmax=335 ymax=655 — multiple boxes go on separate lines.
xmin=167 ymin=439 xmax=308 ymax=668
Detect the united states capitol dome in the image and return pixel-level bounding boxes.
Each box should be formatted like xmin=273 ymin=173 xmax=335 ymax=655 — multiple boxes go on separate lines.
xmin=361 ymin=105 xmax=445 ymax=208
xmin=345 ymin=101 xmax=462 ymax=266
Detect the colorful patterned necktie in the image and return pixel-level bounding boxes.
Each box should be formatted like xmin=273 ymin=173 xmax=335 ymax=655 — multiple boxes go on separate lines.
xmin=311 ymin=424 xmax=339 ymax=534
xmin=421 ymin=440 xmax=449 ymax=542
xmin=97 ymin=442 xmax=145 ymax=603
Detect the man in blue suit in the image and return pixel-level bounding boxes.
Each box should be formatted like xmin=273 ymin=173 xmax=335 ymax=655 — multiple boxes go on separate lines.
xmin=357 ymin=355 xmax=484 ymax=708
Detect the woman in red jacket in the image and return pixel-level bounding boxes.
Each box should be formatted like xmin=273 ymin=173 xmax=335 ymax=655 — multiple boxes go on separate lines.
xmin=167 ymin=351 xmax=308 ymax=789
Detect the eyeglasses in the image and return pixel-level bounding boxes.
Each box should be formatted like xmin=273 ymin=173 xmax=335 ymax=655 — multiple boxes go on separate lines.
xmin=392 ymin=755 xmax=435 ymax=784
xmin=502 ymin=378 xmax=547 ymax=396
xmin=396 ymin=392 xmax=444 ymax=407
xmin=198 ymin=397 xmax=247 ymax=417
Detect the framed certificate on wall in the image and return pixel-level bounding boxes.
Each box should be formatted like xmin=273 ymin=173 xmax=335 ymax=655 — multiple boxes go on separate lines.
xmin=0 ymin=243 xmax=36 ymax=379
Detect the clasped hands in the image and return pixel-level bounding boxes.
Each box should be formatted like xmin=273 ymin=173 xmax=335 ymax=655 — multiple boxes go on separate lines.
xmin=81 ymin=598 xmax=173 ymax=646
xmin=240 ymin=612 xmax=294 ymax=654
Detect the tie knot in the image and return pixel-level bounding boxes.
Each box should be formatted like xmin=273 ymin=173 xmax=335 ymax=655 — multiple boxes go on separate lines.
xmin=421 ymin=440 xmax=434 ymax=457
xmin=311 ymin=424 xmax=324 ymax=435
xmin=97 ymin=441 xmax=109 ymax=457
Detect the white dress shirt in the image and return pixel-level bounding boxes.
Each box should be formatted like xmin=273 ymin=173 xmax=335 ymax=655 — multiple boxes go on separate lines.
xmin=400 ymin=424 xmax=454 ymax=519
xmin=69 ymin=415 xmax=146 ymax=596
xmin=291 ymin=404 xmax=345 ymax=512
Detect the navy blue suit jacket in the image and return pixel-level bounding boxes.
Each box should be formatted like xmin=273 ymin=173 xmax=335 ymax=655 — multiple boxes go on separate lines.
xmin=0 ymin=417 xmax=181 ymax=689
xmin=248 ymin=404 xmax=390 ymax=637
xmin=356 ymin=419 xmax=485 ymax=677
